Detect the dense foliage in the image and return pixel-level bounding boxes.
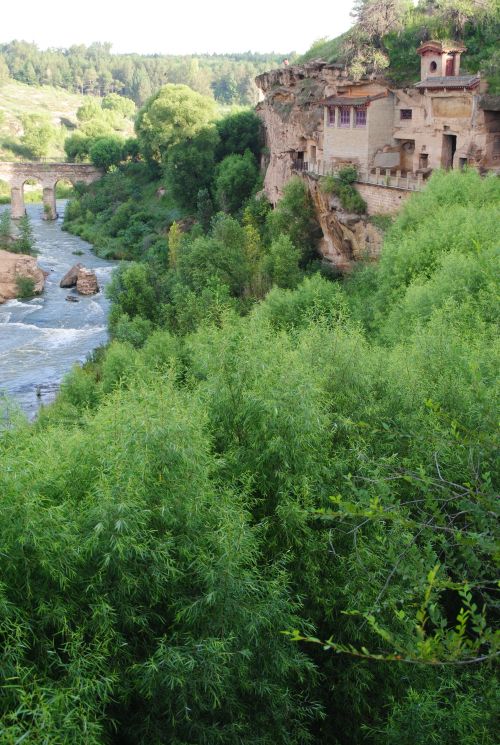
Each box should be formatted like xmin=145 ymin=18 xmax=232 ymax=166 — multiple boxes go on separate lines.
xmin=0 ymin=40 xmax=289 ymax=106
xmin=2 ymin=159 xmax=498 ymax=743
xmin=63 ymin=90 xmax=264 ymax=259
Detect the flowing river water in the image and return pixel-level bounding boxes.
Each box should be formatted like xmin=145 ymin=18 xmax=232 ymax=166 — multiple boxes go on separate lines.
xmin=0 ymin=201 xmax=117 ymax=418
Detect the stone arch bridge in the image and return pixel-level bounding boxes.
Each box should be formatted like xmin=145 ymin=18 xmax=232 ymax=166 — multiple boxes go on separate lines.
xmin=0 ymin=162 xmax=103 ymax=220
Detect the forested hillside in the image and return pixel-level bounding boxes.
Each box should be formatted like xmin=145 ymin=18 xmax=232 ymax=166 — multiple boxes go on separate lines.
xmin=0 ymin=80 xmax=86 ymax=164
xmin=0 ymin=41 xmax=288 ymax=106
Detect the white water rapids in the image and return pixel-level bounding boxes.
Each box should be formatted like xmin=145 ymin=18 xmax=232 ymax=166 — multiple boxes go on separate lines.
xmin=0 ymin=201 xmax=117 ymax=417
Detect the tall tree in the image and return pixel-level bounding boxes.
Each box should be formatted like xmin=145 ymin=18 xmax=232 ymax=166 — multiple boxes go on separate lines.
xmin=135 ymin=84 xmax=215 ymax=163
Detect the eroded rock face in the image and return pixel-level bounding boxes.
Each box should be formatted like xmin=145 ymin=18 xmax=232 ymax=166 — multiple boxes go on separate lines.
xmin=76 ymin=267 xmax=99 ymax=295
xmin=0 ymin=249 xmax=45 ymax=303
xmin=59 ymin=263 xmax=83 ymax=288
xmin=305 ymin=175 xmax=383 ymax=271
xmin=255 ymin=62 xmax=385 ymax=270
xmin=255 ymin=62 xmax=354 ymax=203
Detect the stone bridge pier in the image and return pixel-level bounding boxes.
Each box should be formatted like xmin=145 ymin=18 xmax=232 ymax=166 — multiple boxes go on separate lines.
xmin=0 ymin=162 xmax=104 ymax=220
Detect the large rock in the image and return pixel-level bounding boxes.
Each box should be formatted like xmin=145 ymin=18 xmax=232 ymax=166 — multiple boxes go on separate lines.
xmin=59 ymin=263 xmax=83 ymax=288
xmin=76 ymin=267 xmax=99 ymax=295
xmin=0 ymin=249 xmax=45 ymax=303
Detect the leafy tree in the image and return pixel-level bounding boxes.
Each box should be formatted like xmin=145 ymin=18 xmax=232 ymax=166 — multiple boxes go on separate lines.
xmin=16 ymin=214 xmax=35 ymax=254
xmin=64 ymin=132 xmax=92 ymax=162
xmin=164 ymin=127 xmax=219 ymax=211
xmin=167 ymin=221 xmax=182 ymax=269
xmin=215 ymin=109 xmax=263 ymax=161
xmin=21 ymin=114 xmax=55 ymax=159
xmin=0 ymin=377 xmax=318 ymax=743
xmin=0 ymin=209 xmax=11 ymax=243
xmin=211 ymin=73 xmax=238 ymax=103
xmin=89 ymin=136 xmax=124 ymax=170
xmin=107 ymin=261 xmax=160 ymax=327
xmin=0 ymin=54 xmax=9 ymax=85
xmin=267 ymin=177 xmax=321 ymax=265
xmin=214 ymin=150 xmax=259 ymax=213
xmin=121 ymin=137 xmax=140 ymax=161
xmin=196 ymin=187 xmax=214 ymax=232
xmin=130 ymin=65 xmax=152 ymax=105
xmin=263 ymin=235 xmax=302 ymax=289
xmin=102 ymin=92 xmax=136 ymax=117
xmin=350 ymin=0 xmax=409 ymax=45
xmin=135 ymin=84 xmax=216 ymax=163
xmin=434 ymin=0 xmax=497 ymax=35
xmin=176 ymin=215 xmax=250 ymax=296
xmin=76 ymin=97 xmax=103 ymax=123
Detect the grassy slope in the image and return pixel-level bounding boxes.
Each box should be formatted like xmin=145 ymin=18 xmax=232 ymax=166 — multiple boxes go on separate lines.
xmin=0 ymin=79 xmax=85 ymax=162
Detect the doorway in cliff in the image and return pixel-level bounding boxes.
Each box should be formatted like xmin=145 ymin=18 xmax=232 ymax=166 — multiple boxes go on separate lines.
xmin=294 ymin=150 xmax=305 ymax=172
xmin=442 ymin=134 xmax=457 ymax=169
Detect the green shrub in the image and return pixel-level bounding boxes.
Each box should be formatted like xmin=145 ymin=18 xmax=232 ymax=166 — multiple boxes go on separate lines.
xmin=262 ymin=235 xmax=302 ymax=290
xmin=15 ymin=275 xmax=36 ymax=298
xmin=337 ymin=165 xmax=358 ymax=184
xmin=320 ymin=173 xmax=366 ymax=213
xmin=89 ymin=136 xmax=124 ymax=171
xmin=214 ymin=150 xmax=259 ymax=214
xmin=267 ymin=177 xmax=321 ymax=264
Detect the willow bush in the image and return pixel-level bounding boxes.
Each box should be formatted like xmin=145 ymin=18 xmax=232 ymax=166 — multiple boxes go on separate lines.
xmin=1 ymin=170 xmax=498 ymax=743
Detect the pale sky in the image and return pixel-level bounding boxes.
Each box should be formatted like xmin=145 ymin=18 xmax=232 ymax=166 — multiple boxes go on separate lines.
xmin=0 ymin=0 xmax=355 ymax=55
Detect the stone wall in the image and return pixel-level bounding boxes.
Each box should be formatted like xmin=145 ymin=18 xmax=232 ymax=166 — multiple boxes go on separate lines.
xmin=367 ymin=94 xmax=396 ymax=162
xmin=355 ymin=182 xmax=413 ymax=215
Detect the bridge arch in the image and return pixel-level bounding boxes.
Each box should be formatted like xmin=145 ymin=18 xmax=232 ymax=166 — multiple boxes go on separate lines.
xmin=0 ymin=163 xmax=104 ymax=220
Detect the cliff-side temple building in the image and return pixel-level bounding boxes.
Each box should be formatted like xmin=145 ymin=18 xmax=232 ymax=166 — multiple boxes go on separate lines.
xmin=317 ymin=41 xmax=498 ymax=177
xmin=255 ymin=41 xmax=499 ymax=268
xmin=256 ymin=41 xmax=500 ymax=197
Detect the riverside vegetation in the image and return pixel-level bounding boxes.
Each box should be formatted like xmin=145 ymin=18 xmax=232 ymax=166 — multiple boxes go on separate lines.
xmin=1 ymin=4 xmax=499 ymax=743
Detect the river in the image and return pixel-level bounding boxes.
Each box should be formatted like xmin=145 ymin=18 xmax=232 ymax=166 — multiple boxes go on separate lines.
xmin=0 ymin=201 xmax=117 ymax=418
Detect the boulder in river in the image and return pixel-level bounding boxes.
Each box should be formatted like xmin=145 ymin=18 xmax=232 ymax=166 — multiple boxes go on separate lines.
xmin=59 ymin=263 xmax=83 ymax=288
xmin=0 ymin=249 xmax=45 ymax=303
xmin=66 ymin=294 xmax=79 ymax=302
xmin=76 ymin=267 xmax=99 ymax=295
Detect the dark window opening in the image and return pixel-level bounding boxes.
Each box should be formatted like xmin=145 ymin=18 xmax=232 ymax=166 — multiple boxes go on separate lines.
xmin=445 ymin=57 xmax=454 ymax=76
xmin=430 ymin=61 xmax=437 ymax=72
xmin=355 ymin=107 xmax=367 ymax=127
xmin=339 ymin=106 xmax=351 ymax=127
xmin=419 ymin=152 xmax=429 ymax=169
xmin=328 ymin=106 xmax=335 ymax=126
xmin=400 ymin=109 xmax=412 ymax=120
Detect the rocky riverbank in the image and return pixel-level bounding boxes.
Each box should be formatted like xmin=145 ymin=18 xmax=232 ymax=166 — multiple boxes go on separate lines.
xmin=0 ymin=249 xmax=45 ymax=303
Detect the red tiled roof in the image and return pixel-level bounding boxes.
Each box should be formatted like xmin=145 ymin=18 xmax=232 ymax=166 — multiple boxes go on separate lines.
xmin=417 ymin=40 xmax=467 ymax=55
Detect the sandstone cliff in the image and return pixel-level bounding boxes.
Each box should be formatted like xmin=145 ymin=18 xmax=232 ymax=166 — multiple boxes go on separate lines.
xmin=305 ymin=175 xmax=382 ymax=270
xmin=255 ymin=62 xmax=384 ymax=270
xmin=0 ymin=249 xmax=45 ymax=303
